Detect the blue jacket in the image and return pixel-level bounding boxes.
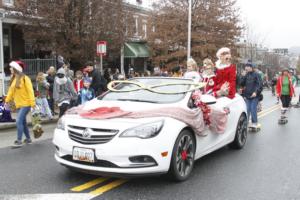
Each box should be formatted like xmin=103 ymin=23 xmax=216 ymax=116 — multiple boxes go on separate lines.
xmin=240 ymin=71 xmax=263 ymax=99
xmin=80 ymin=87 xmax=95 ymax=104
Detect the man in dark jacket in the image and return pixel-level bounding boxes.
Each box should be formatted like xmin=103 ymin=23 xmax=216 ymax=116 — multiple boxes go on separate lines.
xmin=240 ymin=63 xmax=263 ymax=128
xmin=85 ymin=61 xmax=107 ymax=96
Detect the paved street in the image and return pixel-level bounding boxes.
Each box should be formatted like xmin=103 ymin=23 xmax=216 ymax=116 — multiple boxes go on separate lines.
xmin=0 ymin=90 xmax=300 ymax=200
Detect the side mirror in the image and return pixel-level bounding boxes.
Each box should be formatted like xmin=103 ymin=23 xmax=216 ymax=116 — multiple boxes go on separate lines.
xmin=201 ymin=94 xmax=217 ymax=105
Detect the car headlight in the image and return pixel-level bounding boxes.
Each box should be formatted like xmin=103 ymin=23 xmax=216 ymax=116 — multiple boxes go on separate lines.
xmin=56 ymin=117 xmax=66 ymax=131
xmin=120 ymin=120 xmax=164 ymax=139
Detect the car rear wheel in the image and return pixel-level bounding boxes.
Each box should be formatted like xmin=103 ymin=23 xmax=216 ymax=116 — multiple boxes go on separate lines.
xmin=168 ymin=130 xmax=195 ymax=182
xmin=228 ymin=114 xmax=247 ymax=149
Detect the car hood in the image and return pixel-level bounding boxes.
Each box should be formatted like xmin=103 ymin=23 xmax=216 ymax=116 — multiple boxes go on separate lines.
xmin=63 ymin=99 xmax=183 ymax=130
xmin=82 ymin=99 xmax=182 ymax=111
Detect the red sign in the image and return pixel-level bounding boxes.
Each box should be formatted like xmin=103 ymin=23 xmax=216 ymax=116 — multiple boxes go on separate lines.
xmin=97 ymin=41 xmax=107 ymax=56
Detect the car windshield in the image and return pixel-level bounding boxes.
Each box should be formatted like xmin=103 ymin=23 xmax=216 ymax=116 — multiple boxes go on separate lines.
xmin=99 ymin=78 xmax=193 ymax=104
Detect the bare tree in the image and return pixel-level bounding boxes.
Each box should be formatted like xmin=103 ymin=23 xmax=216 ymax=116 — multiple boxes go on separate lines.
xmin=148 ymin=0 xmax=242 ymax=67
xmin=17 ymin=0 xmax=124 ymax=67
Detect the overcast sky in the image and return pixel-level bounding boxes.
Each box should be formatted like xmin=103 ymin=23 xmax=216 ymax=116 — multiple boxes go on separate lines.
xmin=128 ymin=0 xmax=300 ymax=48
xmin=237 ymin=0 xmax=300 ymax=48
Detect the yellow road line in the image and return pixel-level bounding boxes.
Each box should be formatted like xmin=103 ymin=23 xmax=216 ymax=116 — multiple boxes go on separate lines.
xmin=70 ymin=177 xmax=109 ymax=192
xmin=89 ymin=179 xmax=128 ymax=195
xmin=258 ymin=106 xmax=280 ymax=119
xmin=258 ymin=104 xmax=280 ymax=115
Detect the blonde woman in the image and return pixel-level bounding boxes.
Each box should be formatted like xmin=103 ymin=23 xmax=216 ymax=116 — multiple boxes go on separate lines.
xmin=183 ymin=58 xmax=201 ymax=82
xmin=202 ymin=58 xmax=216 ymax=94
xmin=36 ymin=72 xmax=53 ymax=120
xmin=5 ymin=61 xmax=35 ymax=148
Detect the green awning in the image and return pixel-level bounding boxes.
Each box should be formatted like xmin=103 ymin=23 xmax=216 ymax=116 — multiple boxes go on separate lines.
xmin=124 ymin=42 xmax=150 ymax=58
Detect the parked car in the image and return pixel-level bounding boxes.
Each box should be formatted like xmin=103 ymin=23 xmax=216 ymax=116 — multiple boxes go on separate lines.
xmin=53 ymin=77 xmax=248 ymax=181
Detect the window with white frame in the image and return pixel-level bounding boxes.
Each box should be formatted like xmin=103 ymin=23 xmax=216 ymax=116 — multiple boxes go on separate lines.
xmin=142 ymin=20 xmax=147 ymax=38
xmin=3 ymin=0 xmax=14 ymax=6
xmin=133 ymin=15 xmax=139 ymax=36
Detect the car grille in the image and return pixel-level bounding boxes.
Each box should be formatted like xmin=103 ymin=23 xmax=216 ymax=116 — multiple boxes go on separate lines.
xmin=68 ymin=125 xmax=119 ymax=145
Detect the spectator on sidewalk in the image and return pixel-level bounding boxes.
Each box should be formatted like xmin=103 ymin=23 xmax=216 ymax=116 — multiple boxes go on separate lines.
xmin=79 ymin=77 xmax=95 ymax=104
xmin=85 ymin=61 xmax=107 ymax=96
xmin=46 ymin=66 xmax=56 ymax=115
xmin=240 ymin=63 xmax=263 ymax=128
xmin=53 ymin=68 xmax=77 ymax=117
xmin=63 ymin=63 xmax=74 ymax=80
xmin=5 ymin=61 xmax=35 ymax=148
xmin=36 ymin=72 xmax=53 ymax=120
xmin=73 ymin=70 xmax=84 ymax=94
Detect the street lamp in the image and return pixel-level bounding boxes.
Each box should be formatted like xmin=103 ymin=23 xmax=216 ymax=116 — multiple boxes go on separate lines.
xmin=187 ymin=0 xmax=192 ymax=60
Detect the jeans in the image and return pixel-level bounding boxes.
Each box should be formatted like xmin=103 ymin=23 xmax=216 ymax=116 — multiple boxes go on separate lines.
xmin=245 ymin=97 xmax=259 ymax=123
xmin=16 ymin=106 xmax=31 ymax=141
xmin=47 ymin=97 xmax=55 ymax=114
xmin=37 ymin=97 xmax=53 ymax=119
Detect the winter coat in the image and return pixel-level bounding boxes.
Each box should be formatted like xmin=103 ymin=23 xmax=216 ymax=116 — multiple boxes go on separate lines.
xmin=5 ymin=76 xmax=35 ymax=109
xmin=36 ymin=80 xmax=50 ymax=98
xmin=53 ymin=77 xmax=77 ymax=105
xmin=240 ymin=71 xmax=263 ymax=99
xmin=74 ymin=79 xmax=84 ymax=93
xmin=80 ymin=87 xmax=95 ymax=104
xmin=213 ymin=64 xmax=236 ymax=99
xmin=276 ymin=75 xmax=294 ymax=97
xmin=89 ymin=69 xmax=107 ymax=94
xmin=46 ymin=74 xmax=55 ymax=97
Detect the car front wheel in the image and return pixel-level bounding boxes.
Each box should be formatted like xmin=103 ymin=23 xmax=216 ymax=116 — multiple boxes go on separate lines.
xmin=168 ymin=130 xmax=195 ymax=182
xmin=228 ymin=114 xmax=248 ymax=149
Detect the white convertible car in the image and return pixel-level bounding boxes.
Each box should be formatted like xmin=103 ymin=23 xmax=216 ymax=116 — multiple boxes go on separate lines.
xmin=53 ymin=77 xmax=247 ymax=181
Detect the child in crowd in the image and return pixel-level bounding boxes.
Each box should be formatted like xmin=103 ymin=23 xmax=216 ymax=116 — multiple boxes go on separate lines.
xmin=202 ymin=58 xmax=216 ymax=94
xmin=36 ymin=72 xmax=53 ymax=120
xmin=79 ymin=77 xmax=95 ymax=104
xmin=73 ymin=70 xmax=84 ymax=94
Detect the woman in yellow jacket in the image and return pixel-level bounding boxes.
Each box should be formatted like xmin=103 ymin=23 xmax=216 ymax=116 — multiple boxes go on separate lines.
xmin=5 ymin=61 xmax=35 ymax=148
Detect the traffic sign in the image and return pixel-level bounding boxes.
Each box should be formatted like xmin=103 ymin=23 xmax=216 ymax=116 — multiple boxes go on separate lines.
xmin=97 ymin=41 xmax=107 ymax=56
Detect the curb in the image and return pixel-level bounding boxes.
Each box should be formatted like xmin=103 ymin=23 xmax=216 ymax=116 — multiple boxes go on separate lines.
xmin=0 ymin=118 xmax=59 ymax=131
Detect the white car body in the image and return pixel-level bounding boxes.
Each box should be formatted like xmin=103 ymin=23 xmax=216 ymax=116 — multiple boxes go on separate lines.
xmin=53 ymin=78 xmax=247 ymax=178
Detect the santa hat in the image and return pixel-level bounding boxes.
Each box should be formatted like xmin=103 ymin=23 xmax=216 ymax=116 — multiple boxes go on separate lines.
xmin=216 ymin=47 xmax=231 ymax=59
xmin=9 ymin=61 xmax=25 ymax=73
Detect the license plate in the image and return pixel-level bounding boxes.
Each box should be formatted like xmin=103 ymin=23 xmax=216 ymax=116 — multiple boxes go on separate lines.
xmin=73 ymin=147 xmax=95 ymax=163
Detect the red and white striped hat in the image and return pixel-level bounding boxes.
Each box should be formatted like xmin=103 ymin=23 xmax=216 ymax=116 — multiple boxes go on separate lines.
xmin=9 ymin=61 xmax=25 ymax=72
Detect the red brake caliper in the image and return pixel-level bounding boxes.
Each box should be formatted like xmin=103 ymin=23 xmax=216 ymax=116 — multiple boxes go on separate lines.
xmin=181 ymin=150 xmax=187 ymax=160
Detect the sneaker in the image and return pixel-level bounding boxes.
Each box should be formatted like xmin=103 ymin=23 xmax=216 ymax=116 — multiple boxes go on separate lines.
xmin=12 ymin=140 xmax=23 ymax=148
xmin=23 ymin=138 xmax=32 ymax=144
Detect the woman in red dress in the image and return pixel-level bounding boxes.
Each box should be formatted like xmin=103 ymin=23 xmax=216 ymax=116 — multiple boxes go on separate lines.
xmin=213 ymin=47 xmax=236 ymax=99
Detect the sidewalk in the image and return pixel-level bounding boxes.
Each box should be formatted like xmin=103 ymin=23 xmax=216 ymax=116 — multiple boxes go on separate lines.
xmin=0 ymin=112 xmax=59 ymax=131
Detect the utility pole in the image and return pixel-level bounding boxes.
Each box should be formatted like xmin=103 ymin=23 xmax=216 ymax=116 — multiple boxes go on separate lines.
xmin=187 ymin=0 xmax=192 ymax=60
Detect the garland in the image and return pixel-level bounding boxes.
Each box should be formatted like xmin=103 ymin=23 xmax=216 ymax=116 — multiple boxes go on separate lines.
xmin=192 ymin=90 xmax=211 ymax=126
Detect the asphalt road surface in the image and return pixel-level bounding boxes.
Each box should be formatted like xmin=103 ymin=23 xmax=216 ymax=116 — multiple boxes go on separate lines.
xmin=0 ymin=90 xmax=300 ymax=200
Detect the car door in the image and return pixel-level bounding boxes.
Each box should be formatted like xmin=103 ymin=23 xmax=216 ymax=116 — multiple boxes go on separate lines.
xmin=187 ymin=95 xmax=234 ymax=158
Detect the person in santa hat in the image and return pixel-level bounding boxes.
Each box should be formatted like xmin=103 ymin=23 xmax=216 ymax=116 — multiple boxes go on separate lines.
xmin=202 ymin=58 xmax=216 ymax=94
xmin=5 ymin=61 xmax=35 ymax=148
xmin=213 ymin=47 xmax=236 ymax=99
